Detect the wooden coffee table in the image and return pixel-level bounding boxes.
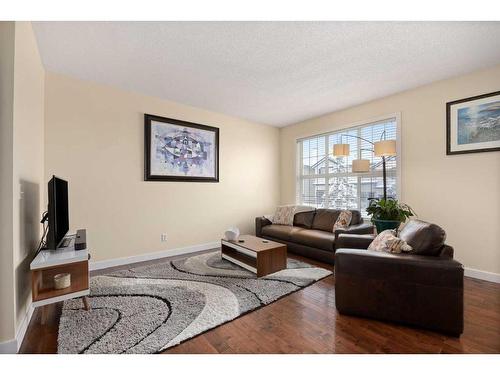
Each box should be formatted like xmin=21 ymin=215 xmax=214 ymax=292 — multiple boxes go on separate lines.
xmin=221 ymin=235 xmax=287 ymax=277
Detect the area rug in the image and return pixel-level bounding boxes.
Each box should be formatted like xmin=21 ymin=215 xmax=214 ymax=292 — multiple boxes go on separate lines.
xmin=57 ymin=251 xmax=332 ymax=354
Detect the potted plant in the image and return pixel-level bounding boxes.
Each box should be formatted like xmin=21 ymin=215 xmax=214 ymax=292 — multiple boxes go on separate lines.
xmin=366 ymin=198 xmax=415 ymax=233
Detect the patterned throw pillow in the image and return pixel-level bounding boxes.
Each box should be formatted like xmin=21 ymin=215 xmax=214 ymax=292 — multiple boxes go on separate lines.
xmin=272 ymin=205 xmax=297 ymax=226
xmin=333 ymin=210 xmax=353 ymax=232
xmin=368 ymin=229 xmax=413 ymax=254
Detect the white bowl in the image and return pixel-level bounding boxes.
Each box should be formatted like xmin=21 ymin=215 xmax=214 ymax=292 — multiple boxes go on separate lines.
xmin=224 ymin=227 xmax=240 ymax=241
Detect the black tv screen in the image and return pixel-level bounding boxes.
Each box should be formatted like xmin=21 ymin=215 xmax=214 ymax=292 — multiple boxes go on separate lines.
xmin=47 ymin=176 xmax=69 ymax=249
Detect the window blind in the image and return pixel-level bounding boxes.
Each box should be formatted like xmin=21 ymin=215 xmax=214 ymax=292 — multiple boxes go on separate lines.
xmin=296 ymin=117 xmax=399 ymax=216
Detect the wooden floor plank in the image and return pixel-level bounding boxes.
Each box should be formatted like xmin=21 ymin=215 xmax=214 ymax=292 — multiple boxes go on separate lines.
xmin=19 ymin=251 xmax=500 ymax=354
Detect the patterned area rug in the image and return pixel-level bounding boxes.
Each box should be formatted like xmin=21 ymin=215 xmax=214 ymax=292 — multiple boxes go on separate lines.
xmin=57 ymin=251 xmax=332 ymax=354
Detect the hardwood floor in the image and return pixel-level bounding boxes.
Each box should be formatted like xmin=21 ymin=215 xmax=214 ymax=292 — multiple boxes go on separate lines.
xmin=19 ymin=251 xmax=500 ymax=354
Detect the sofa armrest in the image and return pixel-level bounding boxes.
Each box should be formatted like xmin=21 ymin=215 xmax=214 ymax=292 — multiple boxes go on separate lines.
xmin=255 ymin=216 xmax=272 ymax=237
xmin=335 ymin=249 xmax=464 ymax=286
xmin=335 ymin=234 xmax=375 ymax=250
xmin=334 ymin=222 xmax=374 ymax=240
xmin=334 ymin=249 xmax=464 ymax=336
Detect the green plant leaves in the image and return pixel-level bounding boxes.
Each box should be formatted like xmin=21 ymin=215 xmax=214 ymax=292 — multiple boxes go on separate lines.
xmin=366 ymin=198 xmax=415 ymax=222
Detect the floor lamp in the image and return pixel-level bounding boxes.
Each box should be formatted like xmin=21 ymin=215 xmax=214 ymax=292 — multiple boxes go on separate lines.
xmin=333 ymin=134 xmax=396 ymax=200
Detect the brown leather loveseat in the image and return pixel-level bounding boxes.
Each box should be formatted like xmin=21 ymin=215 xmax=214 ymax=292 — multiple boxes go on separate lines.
xmin=256 ymin=209 xmax=374 ymax=264
xmin=334 ymin=219 xmax=464 ymax=336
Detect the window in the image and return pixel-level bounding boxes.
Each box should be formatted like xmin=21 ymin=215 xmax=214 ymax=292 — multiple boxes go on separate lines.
xmin=296 ymin=116 xmax=399 ymax=216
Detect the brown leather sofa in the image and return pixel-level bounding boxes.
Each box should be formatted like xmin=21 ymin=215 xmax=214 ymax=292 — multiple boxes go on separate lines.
xmin=255 ymin=209 xmax=374 ymax=264
xmin=334 ymin=219 xmax=464 ymax=336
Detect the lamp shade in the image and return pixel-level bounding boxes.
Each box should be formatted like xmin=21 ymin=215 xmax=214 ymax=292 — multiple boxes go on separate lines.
xmin=374 ymin=140 xmax=396 ymax=157
xmin=352 ymin=159 xmax=370 ymax=173
xmin=333 ymin=143 xmax=350 ymax=156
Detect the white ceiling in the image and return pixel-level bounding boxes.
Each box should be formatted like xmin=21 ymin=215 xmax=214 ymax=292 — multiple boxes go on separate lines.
xmin=33 ymin=22 xmax=500 ymax=127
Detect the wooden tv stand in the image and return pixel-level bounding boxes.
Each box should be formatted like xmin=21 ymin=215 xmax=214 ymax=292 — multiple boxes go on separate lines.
xmin=30 ymin=237 xmax=91 ymax=322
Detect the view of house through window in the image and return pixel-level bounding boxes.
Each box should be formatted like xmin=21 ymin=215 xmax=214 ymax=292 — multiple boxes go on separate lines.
xmin=296 ymin=117 xmax=399 ymax=216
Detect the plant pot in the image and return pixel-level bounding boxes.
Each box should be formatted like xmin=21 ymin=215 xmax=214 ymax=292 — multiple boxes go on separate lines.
xmin=373 ymin=219 xmax=401 ymax=234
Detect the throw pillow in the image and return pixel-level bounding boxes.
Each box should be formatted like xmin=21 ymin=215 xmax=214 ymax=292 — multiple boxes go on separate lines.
xmin=272 ymin=205 xmax=296 ymax=226
xmin=332 ymin=210 xmax=352 ymax=232
xmin=386 ymin=238 xmax=413 ymax=253
xmin=368 ymin=229 xmax=413 ymax=254
xmin=263 ymin=214 xmax=274 ymax=222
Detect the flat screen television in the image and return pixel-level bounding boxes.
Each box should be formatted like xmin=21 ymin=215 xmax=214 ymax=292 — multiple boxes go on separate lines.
xmin=46 ymin=175 xmax=69 ymax=249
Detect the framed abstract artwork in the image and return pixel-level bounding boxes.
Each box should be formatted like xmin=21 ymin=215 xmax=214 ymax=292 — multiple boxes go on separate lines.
xmin=446 ymin=91 xmax=500 ymax=155
xmin=144 ymin=114 xmax=219 ymax=182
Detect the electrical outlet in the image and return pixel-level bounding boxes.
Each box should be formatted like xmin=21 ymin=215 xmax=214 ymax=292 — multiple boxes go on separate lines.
xmin=161 ymin=233 xmax=168 ymax=242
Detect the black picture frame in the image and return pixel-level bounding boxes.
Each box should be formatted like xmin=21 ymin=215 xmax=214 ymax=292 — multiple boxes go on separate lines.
xmin=144 ymin=114 xmax=219 ymax=182
xmin=446 ymin=90 xmax=500 ymax=155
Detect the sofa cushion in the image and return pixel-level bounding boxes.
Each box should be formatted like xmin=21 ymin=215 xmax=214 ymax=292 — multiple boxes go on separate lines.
xmin=311 ymin=209 xmax=362 ymax=231
xmin=293 ymin=210 xmax=316 ymax=229
xmin=311 ymin=209 xmax=340 ymax=231
xmin=261 ymin=224 xmax=303 ymax=242
xmin=350 ymin=210 xmax=362 ymax=225
xmin=290 ymin=229 xmax=336 ymax=252
xmin=399 ymin=219 xmax=446 ymax=256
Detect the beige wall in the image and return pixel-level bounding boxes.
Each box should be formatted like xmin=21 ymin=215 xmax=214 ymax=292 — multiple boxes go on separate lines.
xmin=0 ymin=21 xmax=16 ymax=344
xmin=0 ymin=21 xmax=45 ymax=346
xmin=280 ymin=64 xmax=500 ymax=275
xmin=44 ymin=72 xmax=280 ymax=262
xmin=12 ymin=22 xmax=45 ymax=332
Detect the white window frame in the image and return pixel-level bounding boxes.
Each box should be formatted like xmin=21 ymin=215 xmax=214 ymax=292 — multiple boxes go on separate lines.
xmin=295 ymin=113 xmax=402 ymax=213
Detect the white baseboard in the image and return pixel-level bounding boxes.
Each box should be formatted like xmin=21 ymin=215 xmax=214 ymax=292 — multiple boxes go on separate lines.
xmin=0 ymin=300 xmax=35 ymax=354
xmin=464 ymin=267 xmax=500 ymax=284
xmin=0 ymin=338 xmax=17 ymax=354
xmin=90 ymin=241 xmax=220 ymax=271
xmin=15 ymin=302 xmax=34 ymax=352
